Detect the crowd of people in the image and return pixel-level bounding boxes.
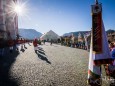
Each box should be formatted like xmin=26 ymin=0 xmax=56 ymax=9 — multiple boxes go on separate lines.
xmin=0 ymin=36 xmax=46 ymax=57
xmin=104 ymin=42 xmax=115 ymax=79
xmin=61 ymin=41 xmax=88 ymax=50
xmin=0 ymin=38 xmax=31 ymax=56
xmin=60 ymin=40 xmax=115 ymax=79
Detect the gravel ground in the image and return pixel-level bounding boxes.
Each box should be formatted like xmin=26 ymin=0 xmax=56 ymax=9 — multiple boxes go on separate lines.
xmin=0 ymin=43 xmax=109 ymax=86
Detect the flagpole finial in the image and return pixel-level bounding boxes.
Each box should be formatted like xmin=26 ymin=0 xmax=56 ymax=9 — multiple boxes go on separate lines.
xmin=95 ymin=0 xmax=98 ymax=4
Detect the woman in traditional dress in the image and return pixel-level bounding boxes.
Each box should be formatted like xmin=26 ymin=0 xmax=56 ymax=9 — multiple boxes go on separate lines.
xmin=33 ymin=39 xmax=38 ymax=53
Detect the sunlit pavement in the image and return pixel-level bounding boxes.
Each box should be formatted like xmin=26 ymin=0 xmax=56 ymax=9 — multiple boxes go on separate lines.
xmin=0 ymin=43 xmax=108 ymax=86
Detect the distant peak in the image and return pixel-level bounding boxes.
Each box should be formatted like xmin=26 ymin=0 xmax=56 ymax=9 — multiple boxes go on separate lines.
xmin=49 ymin=30 xmax=53 ymax=32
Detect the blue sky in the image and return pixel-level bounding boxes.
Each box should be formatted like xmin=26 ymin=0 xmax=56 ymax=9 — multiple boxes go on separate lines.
xmin=18 ymin=0 xmax=115 ymax=36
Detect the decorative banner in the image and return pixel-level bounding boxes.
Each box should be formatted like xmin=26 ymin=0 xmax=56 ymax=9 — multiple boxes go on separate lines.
xmin=93 ymin=21 xmax=113 ymax=65
xmin=88 ymin=43 xmax=102 ymax=85
xmin=91 ymin=3 xmax=113 ymax=65
xmin=88 ymin=1 xmax=113 ymax=85
xmin=92 ymin=3 xmax=102 ymax=54
xmin=92 ymin=13 xmax=102 ymax=54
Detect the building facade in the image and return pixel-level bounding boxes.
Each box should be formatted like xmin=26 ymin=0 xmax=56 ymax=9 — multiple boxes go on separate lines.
xmin=0 ymin=0 xmax=18 ymax=40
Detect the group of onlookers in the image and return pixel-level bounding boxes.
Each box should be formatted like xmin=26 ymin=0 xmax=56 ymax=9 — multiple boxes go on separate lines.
xmin=0 ymin=37 xmax=45 ymax=57
xmin=0 ymin=38 xmax=31 ymax=56
xmin=104 ymin=42 xmax=115 ymax=78
xmin=75 ymin=42 xmax=87 ymax=49
xmin=61 ymin=41 xmax=88 ymax=50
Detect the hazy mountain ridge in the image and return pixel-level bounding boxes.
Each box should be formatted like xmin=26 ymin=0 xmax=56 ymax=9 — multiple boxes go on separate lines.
xmin=63 ymin=31 xmax=90 ymax=37
xmin=19 ymin=28 xmax=42 ymax=39
xmin=63 ymin=29 xmax=115 ymax=37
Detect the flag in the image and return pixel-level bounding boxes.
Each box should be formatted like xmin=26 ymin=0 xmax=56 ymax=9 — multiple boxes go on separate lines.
xmin=88 ymin=31 xmax=102 ymax=86
xmin=88 ymin=1 xmax=113 ymax=85
xmin=91 ymin=2 xmax=112 ymax=65
xmin=93 ymin=21 xmax=113 ymax=65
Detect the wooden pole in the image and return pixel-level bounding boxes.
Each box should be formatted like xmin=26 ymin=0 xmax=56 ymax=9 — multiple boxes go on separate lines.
xmin=95 ymin=0 xmax=98 ymax=4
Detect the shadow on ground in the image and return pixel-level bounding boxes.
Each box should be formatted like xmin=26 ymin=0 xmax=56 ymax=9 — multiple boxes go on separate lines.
xmin=38 ymin=47 xmax=45 ymax=51
xmin=0 ymin=47 xmax=20 ymax=86
xmin=20 ymin=48 xmax=25 ymax=52
xmin=36 ymin=48 xmax=51 ymax=64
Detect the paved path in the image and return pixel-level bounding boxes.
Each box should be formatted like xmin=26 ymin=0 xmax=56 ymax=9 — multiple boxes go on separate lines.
xmin=0 ymin=43 xmax=109 ymax=86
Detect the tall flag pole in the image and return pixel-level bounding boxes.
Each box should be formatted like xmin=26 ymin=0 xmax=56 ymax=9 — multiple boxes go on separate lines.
xmin=95 ymin=0 xmax=98 ymax=4
xmin=88 ymin=0 xmax=113 ymax=85
xmin=92 ymin=0 xmax=112 ymax=65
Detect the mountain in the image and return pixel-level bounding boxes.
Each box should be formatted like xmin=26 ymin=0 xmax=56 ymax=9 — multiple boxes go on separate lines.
xmin=63 ymin=31 xmax=90 ymax=37
xmin=63 ymin=29 xmax=115 ymax=37
xmin=19 ymin=28 xmax=42 ymax=40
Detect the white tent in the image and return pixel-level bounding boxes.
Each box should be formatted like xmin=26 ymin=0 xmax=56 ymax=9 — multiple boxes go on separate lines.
xmin=40 ymin=30 xmax=60 ymax=41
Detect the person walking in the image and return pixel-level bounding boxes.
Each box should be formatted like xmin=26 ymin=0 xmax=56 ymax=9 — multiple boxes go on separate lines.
xmin=33 ymin=38 xmax=38 ymax=53
xmin=50 ymin=39 xmax=53 ymax=45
